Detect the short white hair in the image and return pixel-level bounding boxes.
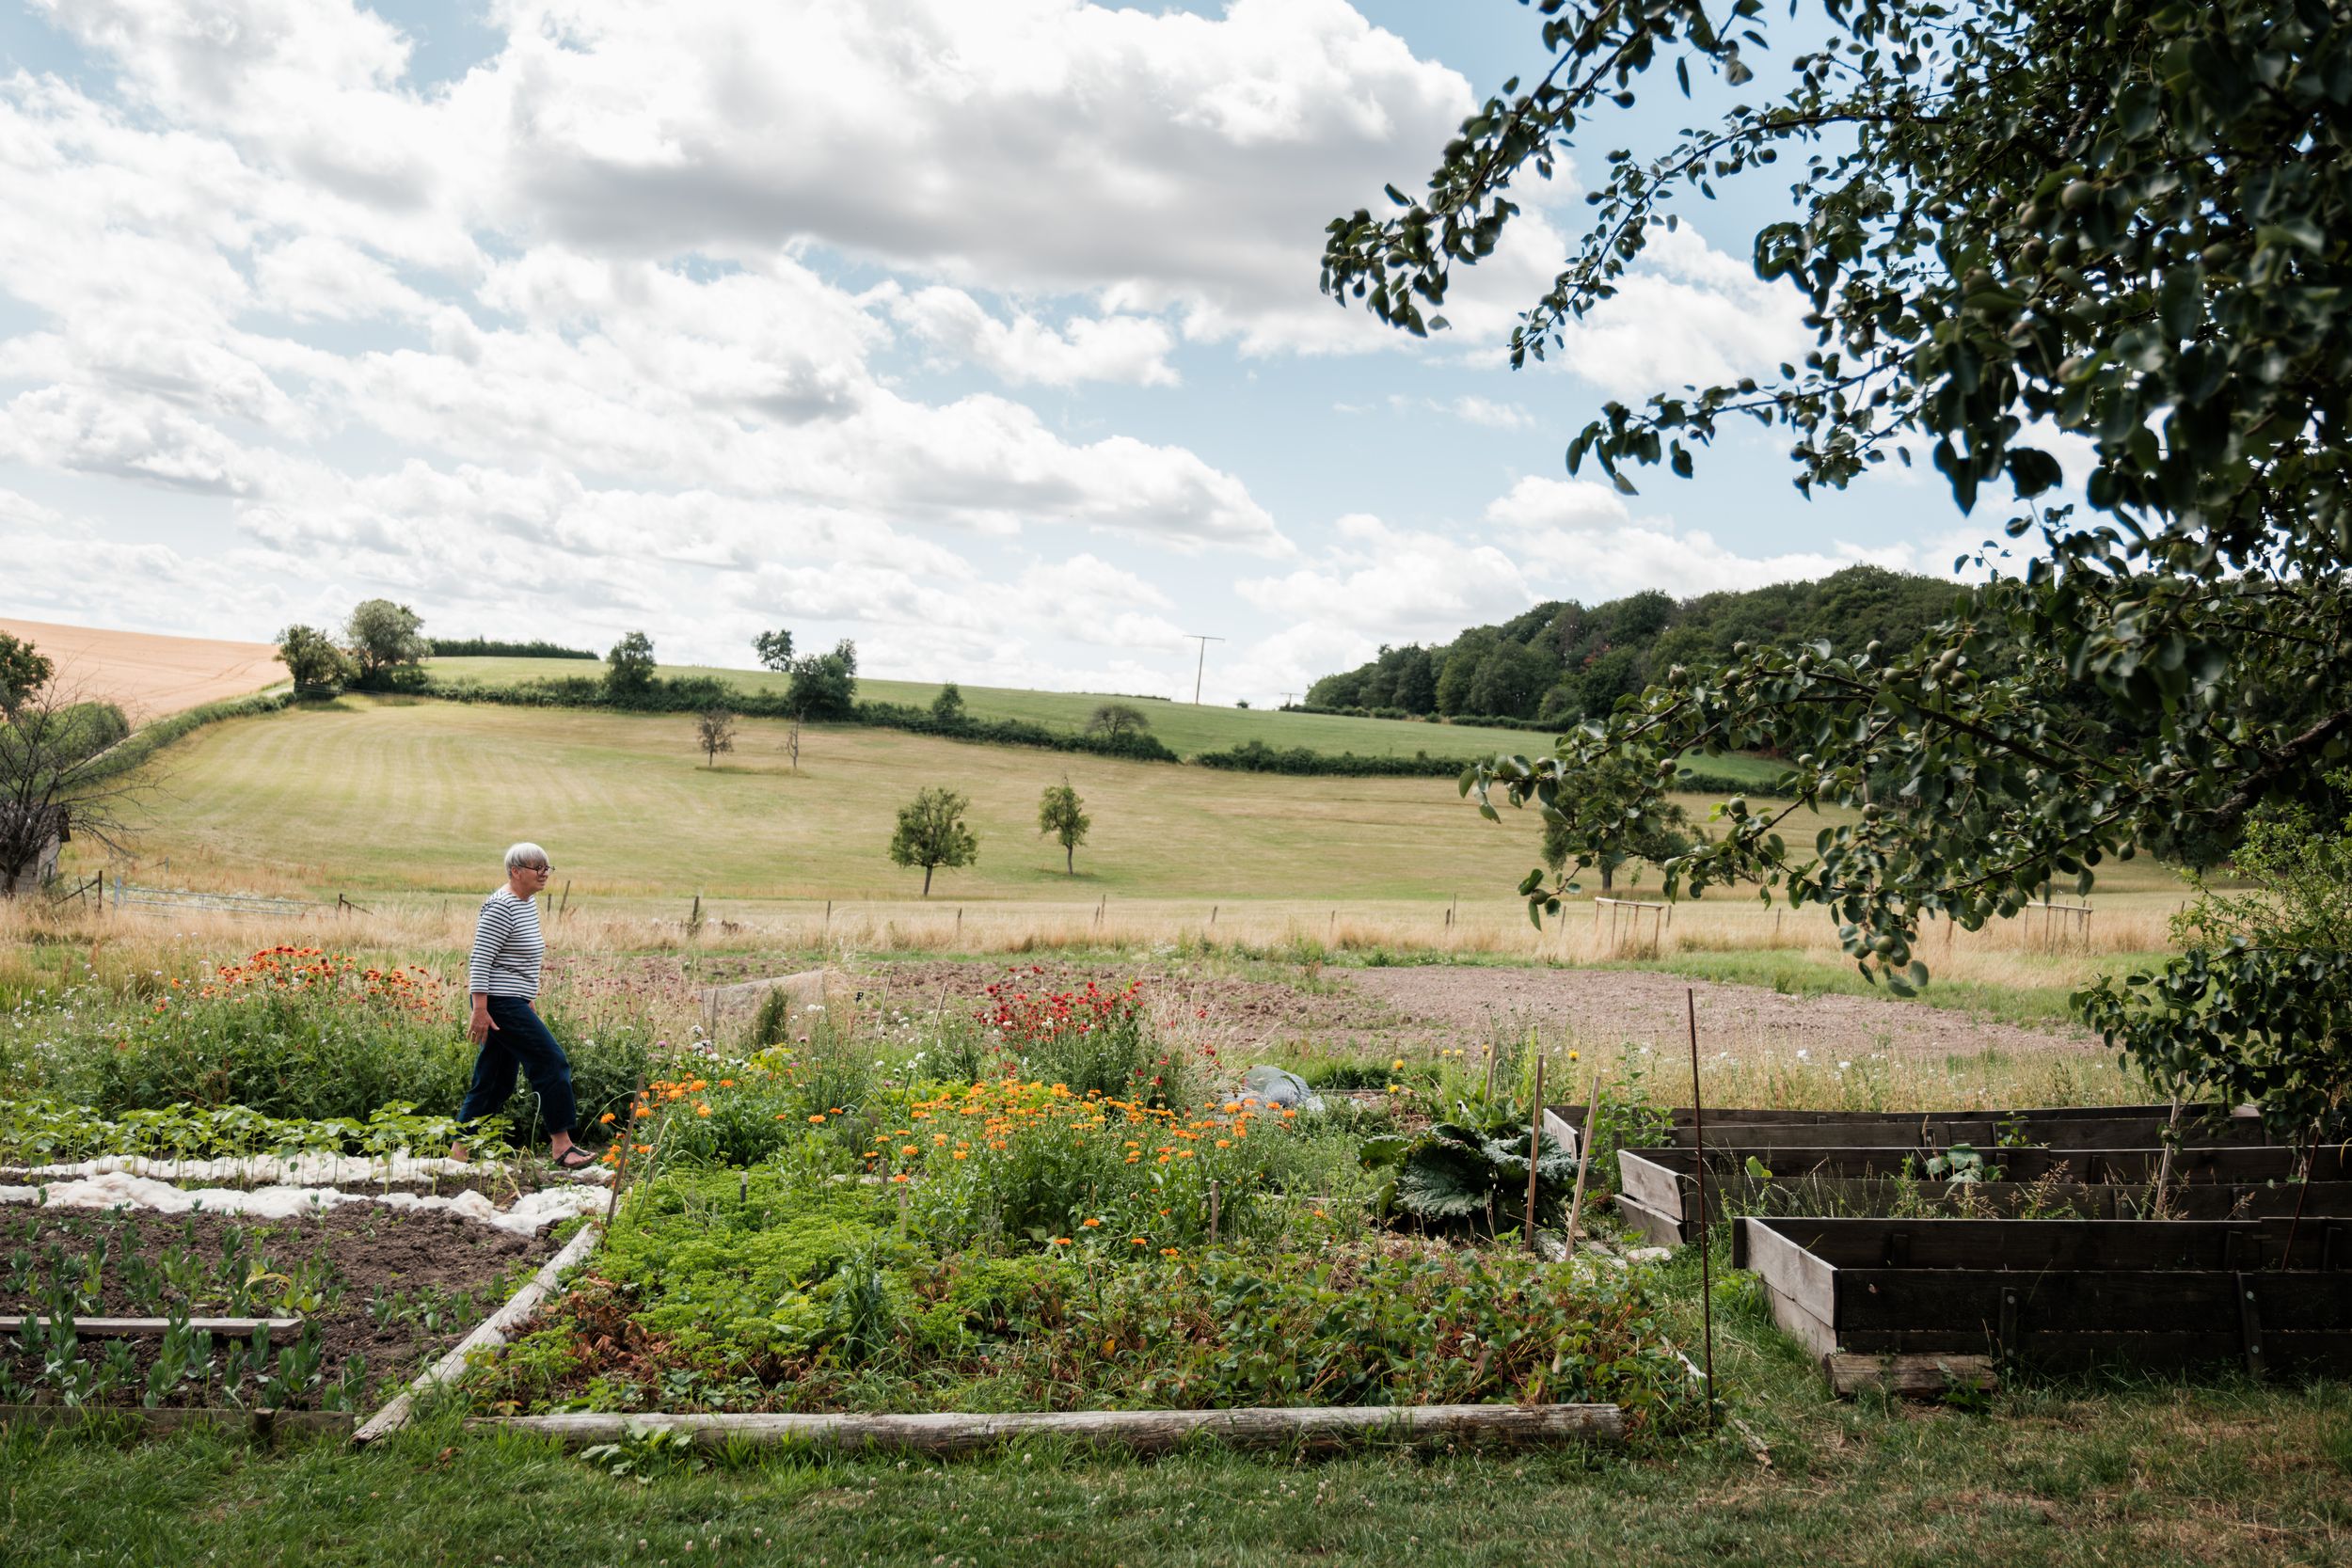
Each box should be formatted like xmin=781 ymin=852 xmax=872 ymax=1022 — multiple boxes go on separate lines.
xmin=504 ymin=842 xmax=549 ymax=873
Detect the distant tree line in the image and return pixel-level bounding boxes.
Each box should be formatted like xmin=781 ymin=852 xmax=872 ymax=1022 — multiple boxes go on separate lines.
xmin=1305 ymin=566 xmax=1959 ymax=726
xmin=427 ymin=638 xmax=598 ymax=659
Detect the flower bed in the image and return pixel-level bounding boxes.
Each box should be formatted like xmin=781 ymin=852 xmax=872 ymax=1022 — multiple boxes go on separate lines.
xmin=462 ymin=1054 xmax=1697 ymax=1433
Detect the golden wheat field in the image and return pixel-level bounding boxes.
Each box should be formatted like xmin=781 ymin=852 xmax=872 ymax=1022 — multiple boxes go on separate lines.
xmin=0 ymin=616 xmax=284 ymax=719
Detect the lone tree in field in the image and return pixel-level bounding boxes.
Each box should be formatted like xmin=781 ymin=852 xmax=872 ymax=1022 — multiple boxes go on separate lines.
xmin=1327 ymin=0 xmax=2352 ymax=1135
xmin=1084 ymin=702 xmax=1151 ymax=742
xmin=343 ymin=600 xmax=427 ymax=687
xmin=0 ymin=682 xmax=137 ymax=897
xmin=888 ymin=786 xmax=977 ymax=896
xmin=695 ymin=707 xmax=738 ymax=768
xmin=0 ymin=632 xmax=53 ymax=718
xmin=276 ymin=625 xmax=352 ymax=696
xmin=1037 ymin=778 xmax=1090 ymax=875
xmin=605 ymin=631 xmax=656 ymax=695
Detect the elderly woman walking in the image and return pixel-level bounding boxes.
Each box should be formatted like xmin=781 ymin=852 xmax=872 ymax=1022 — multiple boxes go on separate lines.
xmin=452 ymin=842 xmax=594 ymax=1169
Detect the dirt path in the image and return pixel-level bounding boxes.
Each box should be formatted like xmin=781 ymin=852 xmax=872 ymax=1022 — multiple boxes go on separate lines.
xmin=1336 ymin=966 xmax=2094 ymax=1059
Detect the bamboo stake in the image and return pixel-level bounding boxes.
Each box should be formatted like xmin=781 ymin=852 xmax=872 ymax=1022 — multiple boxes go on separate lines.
xmin=1562 ymin=1068 xmax=1603 ymax=1255
xmin=1208 ymin=1180 xmax=1221 ymax=1243
xmin=1523 ymin=1054 xmax=1546 ymax=1251
xmin=1687 ymin=987 xmax=1716 ymax=1425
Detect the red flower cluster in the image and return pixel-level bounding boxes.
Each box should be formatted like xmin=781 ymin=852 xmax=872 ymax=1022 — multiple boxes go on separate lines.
xmin=977 ymin=974 xmax=1145 ymax=1053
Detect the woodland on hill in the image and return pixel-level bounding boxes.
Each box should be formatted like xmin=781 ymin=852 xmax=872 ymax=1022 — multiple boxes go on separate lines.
xmin=1303 ymin=565 xmax=1958 ymax=725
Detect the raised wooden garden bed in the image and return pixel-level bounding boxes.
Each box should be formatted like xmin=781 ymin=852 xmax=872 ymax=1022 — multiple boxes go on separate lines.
xmin=1733 ymin=1216 xmax=2352 ymax=1380
xmin=1616 ymin=1144 xmax=2351 ymax=1244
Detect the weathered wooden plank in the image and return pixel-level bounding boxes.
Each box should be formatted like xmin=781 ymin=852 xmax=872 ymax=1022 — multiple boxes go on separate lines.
xmin=352 ymin=1221 xmax=601 ymax=1445
xmin=1835 ymin=1269 xmax=2352 ymax=1335
xmin=1822 ymin=1354 xmax=1998 ymax=1399
xmin=1633 ymin=1173 xmax=2350 ymax=1223
xmin=0 ymin=1316 xmax=302 ymax=1338
xmin=1741 ymin=1217 xmax=2288 ymax=1272
xmin=1613 ymin=1192 xmax=1687 ymax=1248
xmin=1758 ymin=1282 xmax=1840 ymax=1362
xmin=0 ymin=1404 xmax=350 ymax=1439
xmin=477 ymin=1402 xmax=1624 ymax=1455
xmin=1615 ymin=1150 xmax=1689 ymax=1218
xmin=1829 ymin=1326 xmax=2352 ymax=1372
xmin=1736 ymin=1217 xmax=1836 ymax=1320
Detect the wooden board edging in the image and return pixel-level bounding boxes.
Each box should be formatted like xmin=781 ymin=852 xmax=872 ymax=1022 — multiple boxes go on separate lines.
xmin=474 ymin=1402 xmax=1624 ymax=1456
xmin=0 ymin=1316 xmax=302 ymax=1338
xmin=352 ymin=1221 xmax=601 ymax=1445
xmin=0 ymin=1403 xmax=350 ymax=1442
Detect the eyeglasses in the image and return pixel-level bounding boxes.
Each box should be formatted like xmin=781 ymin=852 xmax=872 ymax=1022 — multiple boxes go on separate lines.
xmin=524 ymin=863 xmax=552 ymax=875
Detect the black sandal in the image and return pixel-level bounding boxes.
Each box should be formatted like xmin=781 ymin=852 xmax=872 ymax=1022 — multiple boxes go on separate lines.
xmin=551 ymin=1147 xmax=597 ymax=1170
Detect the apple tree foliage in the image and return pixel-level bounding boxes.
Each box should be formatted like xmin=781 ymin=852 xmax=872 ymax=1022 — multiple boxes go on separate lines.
xmin=1322 ymin=0 xmax=2352 ymax=1132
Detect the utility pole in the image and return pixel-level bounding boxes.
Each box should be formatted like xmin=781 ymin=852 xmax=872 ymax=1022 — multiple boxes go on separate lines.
xmin=1184 ymin=634 xmax=1225 ymax=705
xmin=1280 ymin=691 xmax=1297 ymax=708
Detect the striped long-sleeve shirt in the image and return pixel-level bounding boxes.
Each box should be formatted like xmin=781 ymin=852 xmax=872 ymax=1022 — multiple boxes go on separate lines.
xmin=467 ymin=886 xmax=546 ymax=999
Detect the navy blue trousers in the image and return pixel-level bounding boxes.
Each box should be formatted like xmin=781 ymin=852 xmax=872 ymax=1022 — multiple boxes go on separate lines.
xmin=457 ymin=995 xmax=577 ymax=1137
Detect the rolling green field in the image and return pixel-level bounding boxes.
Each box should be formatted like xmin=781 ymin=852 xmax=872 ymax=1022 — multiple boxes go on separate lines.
xmin=425 ymin=656 xmax=1788 ymax=781
xmin=108 ymin=696 xmax=2194 ymax=927
xmin=119 ymin=696 xmax=1578 ymax=900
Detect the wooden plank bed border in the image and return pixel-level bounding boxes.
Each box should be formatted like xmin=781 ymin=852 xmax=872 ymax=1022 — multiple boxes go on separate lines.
xmin=0 ymin=1404 xmax=350 ymax=1442
xmin=0 ymin=1316 xmax=302 ymax=1338
xmin=474 ymin=1402 xmax=1625 ymax=1456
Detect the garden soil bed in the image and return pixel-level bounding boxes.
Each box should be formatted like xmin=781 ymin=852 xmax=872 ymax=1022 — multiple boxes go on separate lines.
xmin=1338 ymin=966 xmax=2096 ymax=1059
xmin=0 ymin=1207 xmax=556 ymax=1409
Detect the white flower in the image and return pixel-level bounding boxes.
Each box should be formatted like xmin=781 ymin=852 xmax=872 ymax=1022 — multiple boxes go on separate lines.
xmin=1796 ymin=1049 xmax=1810 ymax=1061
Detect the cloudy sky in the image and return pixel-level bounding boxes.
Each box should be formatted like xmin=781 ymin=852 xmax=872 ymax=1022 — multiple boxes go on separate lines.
xmin=0 ymin=0 xmax=2002 ymax=704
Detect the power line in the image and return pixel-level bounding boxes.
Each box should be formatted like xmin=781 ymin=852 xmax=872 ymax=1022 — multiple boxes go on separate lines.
xmin=1184 ymin=634 xmax=1225 ymax=705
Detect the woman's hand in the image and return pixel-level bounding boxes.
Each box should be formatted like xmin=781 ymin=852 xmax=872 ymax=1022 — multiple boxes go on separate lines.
xmin=469 ymin=1004 xmax=497 ymax=1046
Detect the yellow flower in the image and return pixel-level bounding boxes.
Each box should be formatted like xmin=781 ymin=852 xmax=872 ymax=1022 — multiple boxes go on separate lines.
xmin=1568 ymin=1050 xmax=1581 ymax=1062
xmin=1391 ymin=1058 xmax=1405 ymax=1071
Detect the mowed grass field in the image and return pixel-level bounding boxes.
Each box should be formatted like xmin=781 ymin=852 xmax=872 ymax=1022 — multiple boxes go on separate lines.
xmin=426 ymin=655 xmax=1789 ymax=781
xmin=116 ymin=695 xmax=1582 ymax=900
xmin=109 ymin=695 xmax=2195 ymax=927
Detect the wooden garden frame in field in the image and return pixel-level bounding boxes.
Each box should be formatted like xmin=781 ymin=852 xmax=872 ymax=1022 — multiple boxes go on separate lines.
xmin=1592 ymin=896 xmax=1668 ymax=957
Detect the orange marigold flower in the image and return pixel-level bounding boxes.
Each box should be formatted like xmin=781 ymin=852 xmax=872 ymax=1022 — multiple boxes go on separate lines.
xmin=1080 ymin=1217 xmax=1102 ymax=1228
xmin=1130 ymin=1237 xmax=1147 ymax=1245
xmin=808 ymin=1114 xmax=827 ymax=1124
xmin=1050 ymin=1237 xmax=1072 ymax=1246
xmin=695 ymin=1103 xmax=711 ymax=1117
xmin=1215 ymin=1138 xmax=1232 ymax=1148
xmin=598 ymin=1112 xmax=616 ymax=1124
